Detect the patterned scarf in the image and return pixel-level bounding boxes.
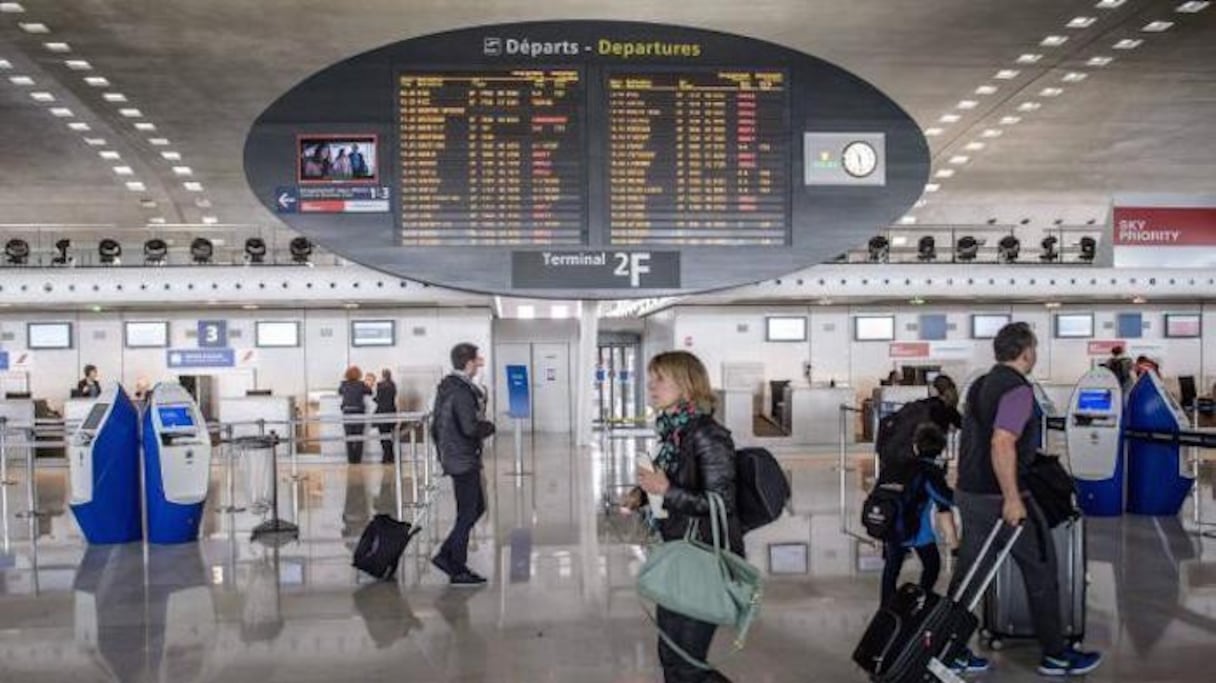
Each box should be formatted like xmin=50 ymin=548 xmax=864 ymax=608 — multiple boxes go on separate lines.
xmin=653 ymin=401 xmax=707 ymax=472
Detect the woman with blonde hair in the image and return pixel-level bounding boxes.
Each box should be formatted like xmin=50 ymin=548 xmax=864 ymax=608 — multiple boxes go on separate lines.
xmin=633 ymin=351 xmax=741 ymax=682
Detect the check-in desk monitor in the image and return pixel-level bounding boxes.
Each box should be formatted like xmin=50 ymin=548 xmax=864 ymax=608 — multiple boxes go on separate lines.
xmin=143 ymin=383 xmax=211 ymax=544
xmin=68 ymin=383 xmax=142 ymax=544
xmin=1066 ymin=368 xmax=1124 ymax=517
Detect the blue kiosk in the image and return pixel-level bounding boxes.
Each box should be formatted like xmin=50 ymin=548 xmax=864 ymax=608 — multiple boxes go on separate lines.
xmin=1066 ymin=368 xmax=1125 ymax=516
xmin=68 ymin=383 xmax=143 ymax=544
xmin=1125 ymin=372 xmax=1194 ymax=516
xmin=143 ymin=382 xmax=212 ymax=544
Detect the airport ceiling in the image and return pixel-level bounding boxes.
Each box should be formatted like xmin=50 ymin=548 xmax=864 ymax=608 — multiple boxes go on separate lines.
xmin=0 ymin=0 xmax=1213 ymax=249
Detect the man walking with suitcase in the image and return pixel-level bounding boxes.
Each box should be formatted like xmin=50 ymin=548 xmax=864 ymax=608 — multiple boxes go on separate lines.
xmin=951 ymin=322 xmax=1102 ymax=677
xmin=431 ymin=343 xmax=495 ymax=586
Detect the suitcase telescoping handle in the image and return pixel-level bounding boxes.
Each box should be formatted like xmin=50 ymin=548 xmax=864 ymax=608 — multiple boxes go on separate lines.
xmin=951 ymin=520 xmax=1024 ymax=612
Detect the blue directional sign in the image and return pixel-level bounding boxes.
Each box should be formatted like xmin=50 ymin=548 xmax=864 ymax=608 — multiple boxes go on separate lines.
xmin=197 ymin=320 xmax=228 ymax=348
xmin=0 ymin=350 xmax=8 ymax=371
xmin=505 ymin=365 xmax=530 ymax=419
xmin=167 ymin=348 xmax=235 ymax=369
xmin=274 ymin=186 xmax=299 ymax=213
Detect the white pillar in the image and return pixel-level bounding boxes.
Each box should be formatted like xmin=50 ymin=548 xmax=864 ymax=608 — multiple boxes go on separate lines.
xmin=575 ymin=301 xmax=600 ymax=447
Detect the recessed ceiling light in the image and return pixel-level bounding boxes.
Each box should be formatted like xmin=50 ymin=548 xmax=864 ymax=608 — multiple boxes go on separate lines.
xmin=183 ymin=181 xmax=204 ymax=191
xmin=29 ymin=91 xmax=54 ymax=102
xmin=67 ymin=121 xmax=91 ymax=131
xmin=49 ymin=107 xmax=73 ymax=117
xmin=83 ymin=76 xmax=109 ymax=87
xmin=161 ymin=151 xmax=182 ymax=160
xmin=8 ymin=75 xmax=34 ymax=85
xmin=939 ymin=113 xmax=961 ymax=123
xmin=118 ymin=108 xmax=142 ymax=118
xmin=148 ymin=137 xmax=170 ymax=146
xmin=1142 ymin=20 xmax=1174 ymax=31
xmin=43 ymin=42 xmax=71 ymax=53
xmin=201 ymin=216 xmax=218 ymax=225
xmin=112 ymin=165 xmax=133 ymax=175
xmin=924 ymin=183 xmax=941 ymax=193
xmin=83 ymin=137 xmax=106 ymax=146
xmin=0 ymin=59 xmax=11 ymax=69
xmin=964 ymin=141 xmax=986 ymax=151
xmin=242 ymin=304 xmax=259 ymax=311
xmin=935 ymin=168 xmax=956 ymax=178
xmin=1131 ymin=295 xmax=1147 ymax=304
xmin=1044 ymin=302 xmax=1062 ymax=309
xmin=898 ymin=216 xmax=918 ymax=225
xmin=1016 ymin=53 xmax=1043 ymax=64
xmin=18 ymin=22 xmax=49 ymax=33
xmin=134 ymin=122 xmax=156 ymax=131
xmin=1114 ymin=38 xmax=1144 ymax=49
xmin=1000 ymin=115 xmax=1022 ymax=125
xmin=0 ymin=3 xmax=26 ymax=13
xmin=948 ymin=155 xmax=970 ymax=165
xmin=981 ymin=128 xmax=1004 ymax=138
xmin=102 ymin=92 xmax=127 ymax=102
xmin=957 ymin=99 xmax=979 ymax=110
xmin=64 ymin=60 xmax=91 ymax=70
xmin=995 ymin=69 xmax=1021 ymax=79
xmin=517 ymin=305 xmax=536 ymax=320
xmin=172 ymin=166 xmax=193 ymax=176
xmin=148 ymin=216 xmax=167 ymax=224
xmin=1062 ymin=72 xmax=1088 ymax=83
xmin=1067 ymin=16 xmax=1098 ymax=28
xmin=975 ymin=84 xmax=998 ymax=95
xmin=195 ymin=198 xmax=212 ymax=208
xmin=98 ymin=150 xmax=121 ymax=160
xmin=1017 ymin=101 xmax=1042 ymax=112
xmin=125 ymin=181 xmax=146 ymax=192
xmin=1041 ymin=35 xmax=1069 ymax=47
xmin=1039 ymin=87 xmax=1064 ymax=97
xmin=1096 ymin=0 xmax=1126 ymax=8
xmin=1087 ymin=55 xmax=1114 ymax=66
xmin=1176 ymin=2 xmax=1210 ymax=13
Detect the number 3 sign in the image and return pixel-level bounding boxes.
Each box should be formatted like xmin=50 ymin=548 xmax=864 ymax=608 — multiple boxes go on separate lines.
xmin=198 ymin=320 xmax=228 ymax=348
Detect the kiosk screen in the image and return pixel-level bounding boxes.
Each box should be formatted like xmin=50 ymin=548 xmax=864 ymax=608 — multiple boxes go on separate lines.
xmin=1077 ymin=389 xmax=1113 ymax=413
xmin=158 ymin=405 xmax=195 ymax=430
xmin=81 ymin=403 xmax=108 ymax=431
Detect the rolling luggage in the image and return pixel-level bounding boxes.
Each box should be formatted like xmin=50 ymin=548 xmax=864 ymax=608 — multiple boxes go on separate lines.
xmin=352 ymin=514 xmax=419 ymax=580
xmin=981 ymin=516 xmax=1086 ymax=649
xmin=853 ymin=520 xmax=1024 ymax=683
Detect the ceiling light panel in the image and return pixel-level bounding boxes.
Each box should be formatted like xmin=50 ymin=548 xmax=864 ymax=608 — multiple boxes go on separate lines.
xmin=43 ymin=42 xmax=71 ymax=53
xmin=183 ymin=181 xmax=204 ymax=191
xmin=98 ymin=150 xmax=120 ymax=160
xmin=49 ymin=107 xmax=73 ymax=117
xmin=924 ymin=183 xmax=941 ymax=193
xmin=935 ymin=168 xmax=956 ymax=178
xmin=1000 ymin=115 xmax=1022 ymax=125
xmin=0 ymin=59 xmax=11 ymax=69
xmin=1017 ymin=101 xmax=1042 ymax=111
xmin=1176 ymin=2 xmax=1210 ymax=13
xmin=964 ymin=141 xmax=986 ymax=151
xmin=161 ymin=151 xmax=182 ymax=160
xmin=939 ymin=113 xmax=961 ymax=123
xmin=1142 ymin=21 xmax=1174 ymax=31
xmin=64 ymin=60 xmax=91 ymax=70
xmin=118 ymin=108 xmax=142 ymax=117
xmin=134 ymin=122 xmax=156 ymax=131
xmin=29 ymin=91 xmax=54 ymax=102
xmin=201 ymin=216 xmax=219 ymax=225
xmin=981 ymin=128 xmax=1004 ymax=138
xmin=1041 ymin=35 xmax=1069 ymax=47
xmin=148 ymin=217 xmax=166 ymax=224
xmin=148 ymin=137 xmax=170 ymax=146
xmin=8 ymin=75 xmax=34 ymax=85
xmin=1096 ymin=0 xmax=1126 ymax=8
xmin=995 ymin=69 xmax=1021 ymax=79
xmin=948 ymin=155 xmax=970 ymax=165
xmin=1114 ymin=38 xmax=1144 ymax=49
xmin=1067 ymin=16 xmax=1097 ymax=28
xmin=1016 ymin=53 xmax=1043 ymax=64
xmin=18 ymin=22 xmax=49 ymax=33
xmin=112 ymin=165 xmax=133 ymax=175
xmin=83 ymin=137 xmax=106 ymax=145
xmin=125 ymin=181 xmax=146 ymax=192
xmin=0 ymin=3 xmax=26 ymax=13
xmin=1039 ymin=87 xmax=1064 ymax=97
xmin=172 ymin=166 xmax=193 ymax=176
xmin=67 ymin=121 xmax=90 ymax=131
xmin=957 ymin=99 xmax=978 ymax=109
xmin=1087 ymin=55 xmax=1114 ymax=66
xmin=83 ymin=76 xmax=109 ymax=86
xmin=195 ymin=198 xmax=212 ymax=208
xmin=102 ymin=92 xmax=127 ymax=102
xmin=975 ymin=85 xmax=998 ymax=95
xmin=1062 ymin=72 xmax=1088 ymax=83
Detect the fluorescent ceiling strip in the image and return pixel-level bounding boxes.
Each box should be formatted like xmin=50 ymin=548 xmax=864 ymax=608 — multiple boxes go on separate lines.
xmin=975 ymin=85 xmax=998 ymax=95
xmin=1067 ymin=16 xmax=1097 ymax=28
xmin=9 ymin=75 xmax=34 ymax=85
xmin=103 ymin=92 xmax=127 ymax=102
xmin=84 ymin=76 xmax=109 ymax=86
xmin=1142 ymin=21 xmax=1174 ymax=31
xmin=64 ymin=60 xmax=91 ymax=70
xmin=49 ymin=107 xmax=74 ymax=117
xmin=1087 ymin=56 xmax=1114 ymax=66
xmin=43 ymin=42 xmax=71 ymax=53
xmin=935 ymin=168 xmax=956 ymax=178
xmin=18 ymin=22 xmax=49 ymax=33
xmin=995 ymin=69 xmax=1020 ymax=80
xmin=125 ymin=181 xmax=146 ymax=192
xmin=1041 ymin=35 xmax=1069 ymax=47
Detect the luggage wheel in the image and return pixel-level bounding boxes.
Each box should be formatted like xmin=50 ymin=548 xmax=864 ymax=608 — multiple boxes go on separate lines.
xmin=986 ymin=637 xmax=1004 ymax=651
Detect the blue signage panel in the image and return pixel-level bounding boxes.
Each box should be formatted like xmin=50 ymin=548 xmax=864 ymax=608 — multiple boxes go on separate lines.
xmin=197 ymin=320 xmax=228 ymax=348
xmin=167 ymin=348 xmax=235 ymax=369
xmin=0 ymin=350 xmax=8 ymax=371
xmin=505 ymin=365 xmax=530 ymax=419
xmin=274 ymin=186 xmax=299 ymax=213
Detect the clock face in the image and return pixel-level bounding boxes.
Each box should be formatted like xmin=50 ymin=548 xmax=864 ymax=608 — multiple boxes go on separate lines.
xmin=842 ymin=141 xmax=878 ymax=178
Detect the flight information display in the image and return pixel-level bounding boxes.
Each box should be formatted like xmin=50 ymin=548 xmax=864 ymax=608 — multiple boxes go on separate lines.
xmin=398 ymin=70 xmax=585 ymax=246
xmin=607 ymin=70 xmax=789 ymax=245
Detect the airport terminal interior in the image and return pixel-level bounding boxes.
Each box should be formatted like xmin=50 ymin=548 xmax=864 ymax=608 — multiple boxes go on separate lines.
xmin=1 ymin=1 xmax=1215 ymax=681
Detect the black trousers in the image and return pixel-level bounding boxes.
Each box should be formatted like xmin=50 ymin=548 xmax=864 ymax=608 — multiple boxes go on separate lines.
xmin=376 ymin=420 xmax=395 ymax=463
xmin=437 ymin=471 xmax=485 ymax=572
xmin=881 ymin=541 xmax=942 ymax=605
xmin=950 ymin=491 xmax=1065 ymax=657
xmin=656 ymin=606 xmax=729 ymax=683
xmin=343 ymin=421 xmax=365 ymax=464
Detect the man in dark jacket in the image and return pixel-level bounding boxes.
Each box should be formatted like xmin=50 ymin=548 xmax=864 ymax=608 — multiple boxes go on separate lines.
xmin=374 ymin=369 xmax=397 ymax=464
xmin=431 ymin=343 xmax=495 ymax=586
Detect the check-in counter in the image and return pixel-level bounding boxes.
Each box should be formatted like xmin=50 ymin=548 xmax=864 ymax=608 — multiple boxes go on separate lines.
xmin=218 ymin=395 xmax=295 ymax=454
xmin=0 ymin=398 xmax=35 ymax=464
xmin=789 ymin=386 xmax=857 ymax=444
xmin=64 ymin=397 xmax=100 ymax=431
xmin=314 ymin=393 xmax=347 ymax=459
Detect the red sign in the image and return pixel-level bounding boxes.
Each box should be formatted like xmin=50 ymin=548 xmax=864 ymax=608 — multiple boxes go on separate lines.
xmin=1112 ymin=207 xmax=1216 ymax=246
xmin=889 ymin=342 xmax=930 ymax=358
xmin=1087 ymin=340 xmax=1127 ymax=356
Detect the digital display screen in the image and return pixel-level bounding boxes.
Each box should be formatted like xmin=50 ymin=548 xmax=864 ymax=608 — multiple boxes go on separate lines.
xmin=1055 ymin=314 xmax=1094 ymax=339
xmin=398 ymin=69 xmax=585 ymax=246
xmin=124 ymin=321 xmax=168 ymax=348
xmin=1164 ymin=314 xmax=1200 ymax=338
xmin=81 ymin=403 xmax=109 ymax=431
xmin=606 ymin=70 xmax=789 ymax=246
xmin=351 ymin=320 xmax=395 ymax=347
xmin=298 ymin=134 xmax=378 ymax=183
xmin=765 ymin=317 xmax=806 ymax=342
xmin=157 ymin=405 xmax=195 ymax=430
xmin=1077 ymin=389 xmax=1113 ymax=413
xmin=855 ymin=316 xmax=895 ymax=341
xmin=971 ymin=314 xmax=1011 ymax=339
xmin=27 ymin=322 xmax=72 ymax=349
xmin=256 ymin=321 xmax=300 ymax=348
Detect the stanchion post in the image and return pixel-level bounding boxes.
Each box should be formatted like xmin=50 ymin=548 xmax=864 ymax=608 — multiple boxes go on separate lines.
xmin=0 ymin=416 xmax=12 ymax=486
xmin=288 ymin=417 xmax=301 ymax=481
xmin=409 ymin=425 xmax=420 ymax=506
xmin=422 ymin=415 xmax=433 ymax=494
xmin=16 ymin=444 xmax=40 ymax=520
xmin=839 ymin=405 xmax=848 ymax=537
xmin=221 ymin=424 xmax=245 ymax=514
xmin=393 ymin=421 xmax=404 ymax=519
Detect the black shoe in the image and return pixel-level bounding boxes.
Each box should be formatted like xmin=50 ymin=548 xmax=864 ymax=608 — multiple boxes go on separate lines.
xmin=465 ymin=569 xmax=487 ymax=582
xmin=431 ymin=554 xmax=457 ymax=577
xmin=449 ymin=571 xmax=487 ymax=587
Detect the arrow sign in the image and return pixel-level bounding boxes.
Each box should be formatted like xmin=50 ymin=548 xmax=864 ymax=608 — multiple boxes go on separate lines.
xmin=275 ymin=186 xmax=299 ymax=213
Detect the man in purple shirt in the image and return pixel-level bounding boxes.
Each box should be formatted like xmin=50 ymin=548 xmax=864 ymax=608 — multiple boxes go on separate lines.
xmin=950 ymin=322 xmax=1103 ymax=677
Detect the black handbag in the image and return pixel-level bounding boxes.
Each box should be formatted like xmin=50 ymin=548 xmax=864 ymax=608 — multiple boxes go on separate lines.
xmin=1022 ymin=454 xmax=1079 ymax=528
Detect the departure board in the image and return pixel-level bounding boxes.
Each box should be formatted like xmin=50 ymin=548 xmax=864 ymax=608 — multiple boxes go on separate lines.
xmin=607 ymin=70 xmax=789 ymax=246
xmin=399 ymin=70 xmax=585 ymax=246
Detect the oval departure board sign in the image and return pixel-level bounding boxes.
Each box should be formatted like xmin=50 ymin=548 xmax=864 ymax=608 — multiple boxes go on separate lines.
xmin=245 ymin=21 xmax=928 ymax=298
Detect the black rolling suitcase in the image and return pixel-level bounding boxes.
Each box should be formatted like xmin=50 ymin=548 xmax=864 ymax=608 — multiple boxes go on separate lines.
xmin=853 ymin=521 xmax=1024 ymax=682
xmin=353 ymin=514 xmax=420 ymax=580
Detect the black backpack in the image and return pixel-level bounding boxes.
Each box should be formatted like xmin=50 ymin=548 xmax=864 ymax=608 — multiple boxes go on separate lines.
xmin=875 ymin=399 xmax=934 ymax=465
xmin=735 ymin=447 xmax=791 ymax=533
xmin=861 ymin=469 xmax=923 ymax=542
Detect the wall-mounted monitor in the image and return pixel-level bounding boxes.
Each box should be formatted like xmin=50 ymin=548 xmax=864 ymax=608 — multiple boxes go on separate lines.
xmin=1054 ymin=313 xmax=1094 ymax=339
xmin=255 ymin=321 xmax=300 ymax=348
xmin=124 ymin=321 xmax=169 ymax=348
xmin=919 ymin=314 xmax=947 ymax=341
xmin=971 ymin=314 xmax=1011 ymax=339
xmin=854 ymin=316 xmax=895 ymax=342
xmin=765 ymin=316 xmax=807 ymax=342
xmin=298 ymin=134 xmax=378 ymax=184
xmin=27 ymin=322 xmax=73 ymax=349
xmin=351 ymin=320 xmax=396 ymax=347
xmin=1164 ymin=313 xmax=1201 ymax=338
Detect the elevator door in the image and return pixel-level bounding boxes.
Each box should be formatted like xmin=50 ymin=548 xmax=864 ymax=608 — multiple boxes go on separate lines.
xmin=595 ymin=344 xmax=640 ymax=428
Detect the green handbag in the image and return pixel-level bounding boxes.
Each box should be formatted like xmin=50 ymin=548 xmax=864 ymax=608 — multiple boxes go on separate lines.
xmin=636 ymin=492 xmax=763 ymax=668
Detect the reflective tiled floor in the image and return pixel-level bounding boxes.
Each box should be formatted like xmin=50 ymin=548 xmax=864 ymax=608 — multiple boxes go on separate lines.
xmin=1 ymin=436 xmax=1215 ymax=682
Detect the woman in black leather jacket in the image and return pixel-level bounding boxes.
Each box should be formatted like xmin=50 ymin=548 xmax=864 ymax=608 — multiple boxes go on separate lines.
xmin=635 ymin=351 xmax=742 ymax=683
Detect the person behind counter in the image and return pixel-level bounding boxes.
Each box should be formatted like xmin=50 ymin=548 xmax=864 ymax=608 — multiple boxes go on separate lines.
xmin=76 ymin=364 xmax=102 ymax=398
xmin=374 ymin=369 xmax=398 ymax=464
xmin=339 ymin=365 xmax=372 ymax=465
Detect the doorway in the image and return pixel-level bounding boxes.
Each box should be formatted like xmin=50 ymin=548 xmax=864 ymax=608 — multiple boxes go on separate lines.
xmin=595 ymin=341 xmax=642 ymax=428
xmin=493 ymin=342 xmax=573 ymax=434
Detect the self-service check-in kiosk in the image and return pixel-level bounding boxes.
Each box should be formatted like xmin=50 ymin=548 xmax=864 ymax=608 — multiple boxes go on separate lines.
xmin=1066 ymin=368 xmax=1125 ymax=517
xmin=143 ymin=382 xmax=211 ymax=544
xmin=1125 ymin=372 xmax=1194 ymax=516
xmin=68 ymin=383 xmax=143 ymax=544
